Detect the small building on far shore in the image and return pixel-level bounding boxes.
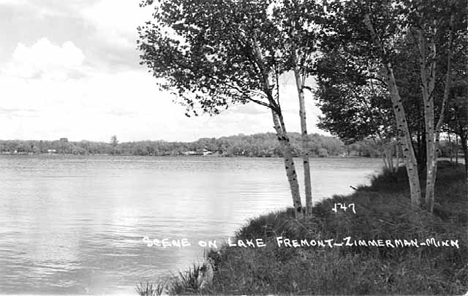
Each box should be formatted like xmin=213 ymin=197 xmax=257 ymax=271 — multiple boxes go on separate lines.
xmin=183 ymin=148 xmax=213 ymax=156
xmin=183 ymin=151 xmax=199 ymax=156
xmin=202 ymin=148 xmax=212 ymax=156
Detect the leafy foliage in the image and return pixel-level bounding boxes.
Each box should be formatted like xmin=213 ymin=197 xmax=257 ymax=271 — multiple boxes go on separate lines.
xmin=138 ymin=0 xmax=286 ymax=116
xmin=315 ymin=51 xmax=394 ymax=142
xmin=315 ymin=0 xmax=467 ymax=174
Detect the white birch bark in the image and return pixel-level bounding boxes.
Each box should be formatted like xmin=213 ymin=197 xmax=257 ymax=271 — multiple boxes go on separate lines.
xmin=418 ymin=28 xmax=437 ymax=212
xmin=363 ymin=14 xmax=422 ymax=207
xmin=418 ymin=14 xmax=453 ymax=213
xmin=293 ymin=65 xmax=313 ymax=216
xmin=271 ymin=109 xmax=304 ymax=217
xmin=386 ymin=65 xmax=422 ymax=207
xmin=384 ymin=145 xmax=394 ymax=173
xmin=250 ymin=34 xmax=303 ymax=216
xmin=396 ymin=141 xmax=402 ymax=169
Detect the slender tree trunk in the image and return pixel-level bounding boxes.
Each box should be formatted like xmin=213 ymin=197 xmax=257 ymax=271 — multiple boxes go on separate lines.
xmin=363 ymin=14 xmax=422 ymax=207
xmin=374 ymin=138 xmax=387 ymax=169
xmin=416 ymin=128 xmax=424 ymax=169
xmin=461 ymin=134 xmax=468 ymax=178
xmin=387 ymin=146 xmax=394 ymax=172
xmin=293 ymin=66 xmax=313 ymax=216
xmin=423 ymin=103 xmax=437 ymax=213
xmin=384 ymin=142 xmax=395 ymax=172
xmin=387 ymin=67 xmax=422 ymax=207
xmin=382 ymin=142 xmax=394 ymax=172
xmin=418 ymin=13 xmax=453 ymax=213
xmin=396 ymin=141 xmax=402 ymax=169
xmin=418 ymin=29 xmax=437 ymax=213
xmin=382 ymin=151 xmax=388 ymax=170
xmin=250 ymin=35 xmax=303 ymax=216
xmin=448 ymin=132 xmax=453 ymax=162
xmin=271 ymin=109 xmax=303 ymax=217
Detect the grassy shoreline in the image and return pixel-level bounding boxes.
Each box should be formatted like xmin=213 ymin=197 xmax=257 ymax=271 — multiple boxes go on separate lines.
xmin=139 ymin=161 xmax=467 ymax=295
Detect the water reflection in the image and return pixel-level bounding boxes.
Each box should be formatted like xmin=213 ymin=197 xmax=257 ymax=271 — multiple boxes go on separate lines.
xmin=0 ymin=155 xmax=382 ymax=294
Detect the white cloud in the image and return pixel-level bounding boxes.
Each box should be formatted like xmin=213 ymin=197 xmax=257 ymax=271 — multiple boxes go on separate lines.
xmin=6 ymin=38 xmax=85 ymax=80
xmin=13 ymin=39 xmax=84 ymax=67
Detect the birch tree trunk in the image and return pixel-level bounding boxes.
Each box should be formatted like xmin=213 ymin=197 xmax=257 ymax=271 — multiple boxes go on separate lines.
xmin=385 ymin=145 xmax=394 ymax=173
xmin=418 ymin=13 xmax=453 ymax=213
xmin=293 ymin=65 xmax=313 ymax=216
xmin=461 ymin=134 xmax=468 ymax=178
xmin=250 ymin=34 xmax=303 ymax=216
xmin=396 ymin=141 xmax=402 ymax=169
xmin=271 ymin=108 xmax=304 ymax=217
xmin=448 ymin=132 xmax=453 ymax=162
xmin=418 ymin=28 xmax=437 ymax=213
xmin=386 ymin=67 xmax=422 ymax=207
xmin=363 ymin=14 xmax=422 ymax=207
xmin=382 ymin=151 xmax=389 ymax=170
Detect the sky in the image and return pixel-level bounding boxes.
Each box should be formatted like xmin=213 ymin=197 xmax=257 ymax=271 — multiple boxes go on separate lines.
xmin=0 ymin=0 xmax=326 ymax=142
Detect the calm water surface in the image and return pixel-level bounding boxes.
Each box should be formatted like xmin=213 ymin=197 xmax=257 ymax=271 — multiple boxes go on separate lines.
xmin=0 ymin=155 xmax=383 ymax=294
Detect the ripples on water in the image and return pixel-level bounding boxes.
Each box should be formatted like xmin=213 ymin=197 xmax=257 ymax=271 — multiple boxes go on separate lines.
xmin=0 ymin=155 xmax=382 ymax=294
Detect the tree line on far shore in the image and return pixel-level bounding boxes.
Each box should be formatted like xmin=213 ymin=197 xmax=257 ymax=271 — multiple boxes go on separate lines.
xmin=0 ymin=132 xmax=463 ymax=160
xmin=0 ymin=133 xmax=342 ymax=157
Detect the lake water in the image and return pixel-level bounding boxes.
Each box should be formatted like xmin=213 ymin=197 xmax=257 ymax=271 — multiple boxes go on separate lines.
xmin=0 ymin=155 xmax=383 ymax=294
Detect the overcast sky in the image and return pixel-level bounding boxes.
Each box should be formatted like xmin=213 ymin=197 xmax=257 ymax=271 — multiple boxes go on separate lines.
xmin=0 ymin=0 xmax=326 ymax=142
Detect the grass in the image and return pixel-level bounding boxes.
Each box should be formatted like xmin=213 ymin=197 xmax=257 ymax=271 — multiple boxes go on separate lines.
xmin=136 ymin=262 xmax=214 ymax=295
xmin=140 ymin=160 xmax=468 ymax=295
xmin=135 ymin=281 xmax=166 ymax=296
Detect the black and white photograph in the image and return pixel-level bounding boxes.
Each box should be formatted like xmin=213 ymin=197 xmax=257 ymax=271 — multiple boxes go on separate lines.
xmin=0 ymin=0 xmax=467 ymax=295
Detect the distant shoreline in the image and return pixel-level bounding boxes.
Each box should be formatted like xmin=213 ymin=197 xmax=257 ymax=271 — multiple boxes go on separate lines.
xmin=2 ymin=153 xmax=465 ymax=165
xmin=0 ymin=152 xmax=377 ymax=159
xmin=1 ymin=132 xmax=463 ymax=159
